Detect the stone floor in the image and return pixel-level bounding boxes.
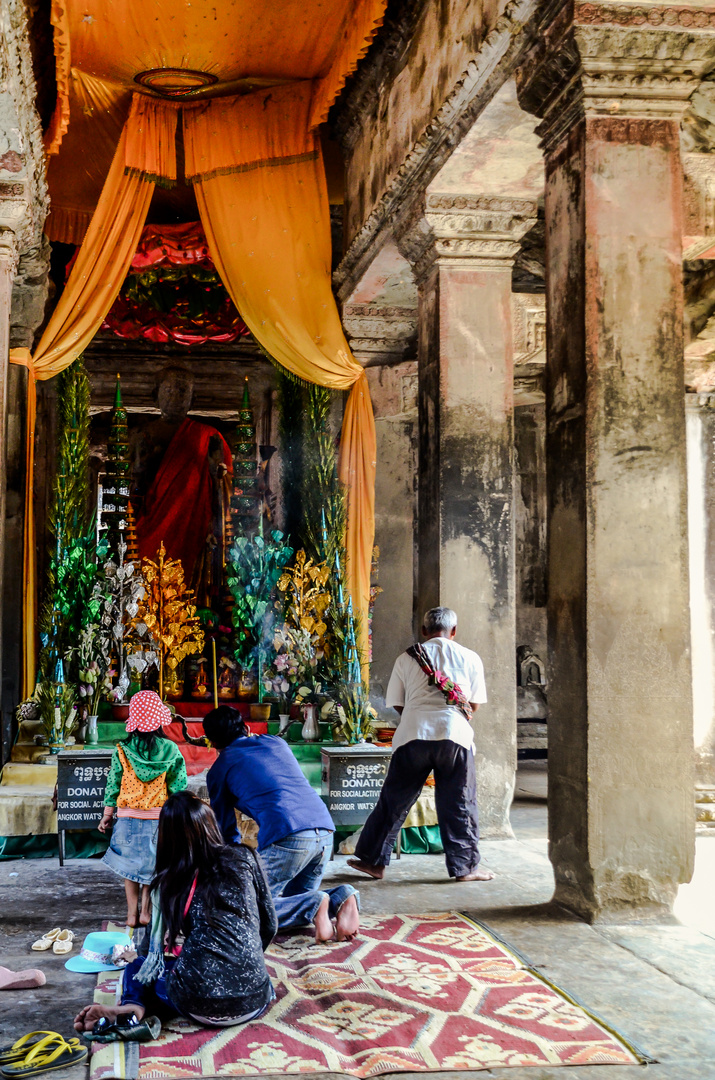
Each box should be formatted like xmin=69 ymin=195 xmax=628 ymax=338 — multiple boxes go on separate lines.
xmin=1 ymin=762 xmax=714 ymax=1079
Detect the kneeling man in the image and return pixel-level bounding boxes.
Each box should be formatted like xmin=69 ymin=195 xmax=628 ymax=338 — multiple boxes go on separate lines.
xmin=348 ymin=607 xmax=495 ymax=883
xmin=204 ymin=706 xmax=359 ymax=942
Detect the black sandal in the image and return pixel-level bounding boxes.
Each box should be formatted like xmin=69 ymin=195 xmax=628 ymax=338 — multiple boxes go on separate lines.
xmin=85 ymin=1014 xmax=161 ymax=1044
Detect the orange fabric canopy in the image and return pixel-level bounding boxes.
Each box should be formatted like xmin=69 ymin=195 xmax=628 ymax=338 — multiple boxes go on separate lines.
xmin=45 ymin=0 xmax=385 ymax=243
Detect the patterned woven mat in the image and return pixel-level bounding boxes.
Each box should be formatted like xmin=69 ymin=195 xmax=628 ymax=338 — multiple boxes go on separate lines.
xmin=90 ymin=912 xmax=645 ymax=1078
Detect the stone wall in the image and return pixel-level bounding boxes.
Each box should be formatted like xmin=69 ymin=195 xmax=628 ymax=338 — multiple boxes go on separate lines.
xmin=337 ymin=0 xmax=512 ymax=246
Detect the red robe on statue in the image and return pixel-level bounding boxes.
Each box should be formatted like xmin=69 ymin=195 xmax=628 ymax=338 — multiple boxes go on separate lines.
xmin=136 ymin=417 xmax=233 ymax=582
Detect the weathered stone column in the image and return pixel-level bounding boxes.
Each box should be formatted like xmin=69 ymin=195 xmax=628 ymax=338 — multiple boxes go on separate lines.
xmin=685 ymin=394 xmax=715 ymax=825
xmin=396 ymin=193 xmax=536 ymax=838
xmin=342 ymin=306 xmax=419 ymax=715
xmin=517 ymin=5 xmax=715 ymax=919
xmin=0 ymin=223 xmax=19 ymax=763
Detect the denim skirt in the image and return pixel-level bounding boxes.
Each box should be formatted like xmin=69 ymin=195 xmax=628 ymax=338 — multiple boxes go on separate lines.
xmin=103 ymin=816 xmax=158 ymax=885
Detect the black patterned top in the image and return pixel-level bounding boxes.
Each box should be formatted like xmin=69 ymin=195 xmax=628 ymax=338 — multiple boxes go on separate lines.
xmin=166 ymin=845 xmax=277 ymax=1022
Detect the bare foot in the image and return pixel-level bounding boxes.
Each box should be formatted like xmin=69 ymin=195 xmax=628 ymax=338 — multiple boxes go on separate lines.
xmin=139 ymin=887 xmax=152 ymax=926
xmin=346 ymin=858 xmax=384 ymax=880
xmin=313 ymin=895 xmax=334 ymax=944
xmin=455 ymin=868 xmax=495 ymax=882
xmin=335 ymin=895 xmax=360 ymax=941
xmin=125 ymin=914 xmax=138 ymax=929
xmin=74 ymin=1003 xmax=144 ymax=1033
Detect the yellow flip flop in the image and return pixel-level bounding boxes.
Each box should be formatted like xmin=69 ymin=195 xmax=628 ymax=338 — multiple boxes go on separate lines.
xmin=0 ymin=1036 xmax=61 ymax=1068
xmin=30 ymin=930 xmax=61 ymax=953
xmin=1 ymin=1035 xmax=87 ymax=1078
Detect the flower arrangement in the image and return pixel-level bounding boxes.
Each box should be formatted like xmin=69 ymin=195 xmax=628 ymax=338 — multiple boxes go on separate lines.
xmin=332 ymin=680 xmax=376 ymax=744
xmin=262 ymin=550 xmax=331 ymax=708
xmin=36 ymin=678 xmax=78 ymax=745
xmin=262 ymin=625 xmax=321 ymax=708
xmin=76 ymin=627 xmax=113 ymax=717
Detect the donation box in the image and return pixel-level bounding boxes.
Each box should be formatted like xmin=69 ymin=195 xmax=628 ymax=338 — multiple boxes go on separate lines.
xmin=56 ymin=747 xmax=114 ymax=865
xmin=320 ymin=745 xmax=391 ymax=828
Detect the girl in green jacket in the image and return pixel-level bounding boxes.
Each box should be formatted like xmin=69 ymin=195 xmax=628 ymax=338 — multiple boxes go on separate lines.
xmin=99 ymin=691 xmax=187 ymax=927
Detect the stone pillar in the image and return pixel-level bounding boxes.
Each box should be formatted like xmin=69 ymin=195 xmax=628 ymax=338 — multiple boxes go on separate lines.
xmin=685 ymin=395 xmax=715 ymax=825
xmin=0 ymin=224 xmax=19 ymax=763
xmin=342 ymin=306 xmax=419 ymax=715
xmin=396 ymin=193 xmax=536 ymax=838
xmin=517 ymin=6 xmax=713 ymax=919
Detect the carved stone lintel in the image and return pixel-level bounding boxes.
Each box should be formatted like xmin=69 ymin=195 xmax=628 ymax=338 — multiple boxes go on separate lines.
xmin=343 ymin=304 xmax=418 ymax=366
xmin=394 ymin=192 xmax=538 ymax=283
xmin=517 ymin=2 xmax=715 ymax=153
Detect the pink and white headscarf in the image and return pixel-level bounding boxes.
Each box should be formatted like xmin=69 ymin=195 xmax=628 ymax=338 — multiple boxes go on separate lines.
xmin=126 ymin=690 xmax=172 ymax=733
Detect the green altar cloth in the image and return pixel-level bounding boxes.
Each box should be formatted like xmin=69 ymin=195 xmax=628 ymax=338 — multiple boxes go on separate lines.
xmin=0 ymin=829 xmax=109 ymax=860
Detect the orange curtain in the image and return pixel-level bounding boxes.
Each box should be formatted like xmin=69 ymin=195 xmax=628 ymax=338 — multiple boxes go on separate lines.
xmin=10 ymin=94 xmax=178 ymax=695
xmin=184 ymin=84 xmax=376 ymax=672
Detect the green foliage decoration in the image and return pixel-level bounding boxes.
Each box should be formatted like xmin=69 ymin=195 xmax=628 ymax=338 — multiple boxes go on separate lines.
xmin=276 ymin=369 xmax=304 ymax=545
xmin=300 ymin=384 xmax=346 ymax=568
xmin=226 ymin=530 xmax=294 ymax=695
xmin=40 ymin=529 xmax=109 ymax=685
xmin=39 ymin=356 xmax=92 ymax=671
xmin=49 ymin=357 xmax=91 ymax=545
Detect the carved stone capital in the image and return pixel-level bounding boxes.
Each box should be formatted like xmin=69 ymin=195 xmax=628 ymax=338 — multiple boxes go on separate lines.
xmin=343 ymin=304 xmax=418 ymax=365
xmin=394 ymin=193 xmax=538 ymax=282
xmin=516 ymin=1 xmax=715 ymax=153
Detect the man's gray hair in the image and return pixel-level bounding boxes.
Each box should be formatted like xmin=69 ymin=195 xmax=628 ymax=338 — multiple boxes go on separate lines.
xmin=423 ymin=607 xmax=458 ymax=634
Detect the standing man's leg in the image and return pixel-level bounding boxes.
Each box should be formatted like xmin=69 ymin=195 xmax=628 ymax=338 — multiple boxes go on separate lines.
xmin=350 ymin=743 xmax=433 ymax=876
xmin=432 ymin=741 xmax=494 ymax=881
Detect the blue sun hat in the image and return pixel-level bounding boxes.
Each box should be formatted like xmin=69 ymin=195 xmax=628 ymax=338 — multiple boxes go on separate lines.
xmin=65 ymin=931 xmax=132 ymax=972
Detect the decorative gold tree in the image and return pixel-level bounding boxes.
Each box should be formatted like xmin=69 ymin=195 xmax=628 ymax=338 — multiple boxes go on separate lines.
xmin=131 ymin=543 xmax=205 ymax=699
xmin=277 ymin=550 xmax=330 ymax=647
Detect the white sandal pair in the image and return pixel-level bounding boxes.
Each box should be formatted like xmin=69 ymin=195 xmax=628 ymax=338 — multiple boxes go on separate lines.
xmin=30 ymin=928 xmax=75 ymax=954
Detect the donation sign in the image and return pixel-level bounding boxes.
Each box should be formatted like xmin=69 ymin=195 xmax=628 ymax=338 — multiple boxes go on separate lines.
xmin=57 ymin=748 xmax=114 ymax=831
xmin=321 ymin=745 xmax=391 ymax=827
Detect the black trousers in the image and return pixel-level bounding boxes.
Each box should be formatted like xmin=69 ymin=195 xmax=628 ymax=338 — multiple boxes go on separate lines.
xmin=354 ymin=739 xmax=481 ymax=877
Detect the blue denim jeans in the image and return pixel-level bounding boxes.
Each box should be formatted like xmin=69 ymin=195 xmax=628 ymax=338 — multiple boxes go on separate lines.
xmin=259 ymin=828 xmax=359 ymax=929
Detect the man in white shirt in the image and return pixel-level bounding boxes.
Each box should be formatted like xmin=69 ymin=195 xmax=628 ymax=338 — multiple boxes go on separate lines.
xmin=347 ymin=607 xmax=495 ymax=883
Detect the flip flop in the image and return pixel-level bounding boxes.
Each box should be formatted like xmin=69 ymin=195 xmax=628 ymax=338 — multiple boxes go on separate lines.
xmin=30 ymin=930 xmax=61 ymax=953
xmin=51 ymin=931 xmax=74 ymax=955
xmin=1 ymin=1035 xmax=87 ymax=1078
xmin=0 ymin=1036 xmax=60 ymax=1067
xmin=0 ymin=968 xmax=46 ymax=991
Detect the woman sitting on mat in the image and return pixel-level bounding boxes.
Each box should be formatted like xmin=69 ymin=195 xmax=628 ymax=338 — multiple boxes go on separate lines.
xmin=76 ymin=792 xmax=277 ymax=1034
xmin=100 ymin=691 xmax=187 ymax=927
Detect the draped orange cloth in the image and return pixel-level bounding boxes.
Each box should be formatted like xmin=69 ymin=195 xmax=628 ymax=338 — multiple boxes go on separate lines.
xmin=18 ymin=0 xmax=388 ymax=689
xmin=44 ymin=0 xmax=386 ymax=243
xmin=10 ymin=95 xmax=178 ymax=694
xmin=185 ymin=84 xmax=376 ymax=672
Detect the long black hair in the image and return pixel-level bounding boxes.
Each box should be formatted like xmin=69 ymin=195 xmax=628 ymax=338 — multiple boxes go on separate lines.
xmin=202 ymin=705 xmax=249 ymax=749
xmin=152 ymin=791 xmax=241 ymax=948
xmin=122 ymin=728 xmax=167 ymax=754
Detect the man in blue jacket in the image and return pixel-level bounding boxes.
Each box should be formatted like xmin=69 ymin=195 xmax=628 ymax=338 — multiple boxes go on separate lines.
xmin=203 ymin=706 xmax=359 ymax=943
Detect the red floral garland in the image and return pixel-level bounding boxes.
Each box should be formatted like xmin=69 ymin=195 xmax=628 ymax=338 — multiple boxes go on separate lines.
xmin=406 ymin=643 xmax=473 ymax=721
